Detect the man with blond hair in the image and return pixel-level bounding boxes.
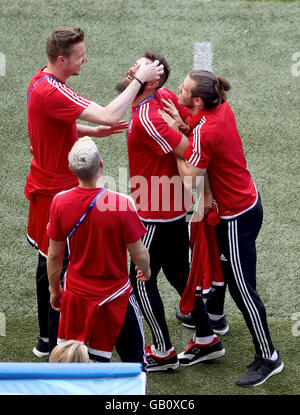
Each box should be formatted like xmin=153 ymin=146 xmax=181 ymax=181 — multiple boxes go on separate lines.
xmin=25 ymin=26 xmax=163 ymax=357
xmin=47 ymin=137 xmax=150 ymax=366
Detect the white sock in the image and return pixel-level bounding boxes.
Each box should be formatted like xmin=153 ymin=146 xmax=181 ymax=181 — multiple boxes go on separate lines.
xmin=208 ymin=313 xmax=224 ymax=321
xmin=153 ymin=346 xmax=174 ymax=357
xmin=195 ymin=335 xmax=216 ymax=345
xmin=269 ymin=350 xmax=278 ymax=361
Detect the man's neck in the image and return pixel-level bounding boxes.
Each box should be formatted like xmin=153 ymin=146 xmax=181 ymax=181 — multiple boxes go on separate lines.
xmin=190 ymin=105 xmax=204 ymax=117
xmin=43 ymin=63 xmax=68 ymax=83
xmin=132 ymin=90 xmax=155 ymax=107
xmin=78 ymin=179 xmax=99 ymax=189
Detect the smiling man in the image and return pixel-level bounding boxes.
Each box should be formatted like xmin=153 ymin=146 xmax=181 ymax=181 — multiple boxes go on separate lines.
xmin=114 ymin=51 xmax=225 ymax=372
xmin=25 ymin=27 xmax=163 ymax=358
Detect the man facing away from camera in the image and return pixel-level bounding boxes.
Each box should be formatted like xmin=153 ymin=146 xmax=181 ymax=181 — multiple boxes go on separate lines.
xmin=47 ymin=136 xmax=150 ymax=367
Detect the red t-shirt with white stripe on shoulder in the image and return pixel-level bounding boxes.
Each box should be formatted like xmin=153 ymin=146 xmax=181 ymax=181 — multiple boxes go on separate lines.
xmin=47 ymin=187 xmax=147 ymax=302
xmin=127 ymin=88 xmax=193 ymax=222
xmin=184 ymin=101 xmax=257 ymax=218
xmin=27 ymin=67 xmax=91 ymax=176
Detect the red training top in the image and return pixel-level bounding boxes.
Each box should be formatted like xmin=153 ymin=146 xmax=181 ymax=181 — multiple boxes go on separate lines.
xmin=127 ymin=88 xmax=192 ymax=222
xmin=184 ymin=101 xmax=257 ymax=217
xmin=47 ymin=187 xmax=147 ymax=302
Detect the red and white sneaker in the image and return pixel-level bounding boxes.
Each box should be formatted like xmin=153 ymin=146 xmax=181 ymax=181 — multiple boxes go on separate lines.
xmin=145 ymin=345 xmax=179 ymax=372
xmin=178 ymin=336 xmax=226 ymax=366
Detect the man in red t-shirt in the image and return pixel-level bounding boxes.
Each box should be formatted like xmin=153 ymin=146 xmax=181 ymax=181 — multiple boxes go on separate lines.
xmin=161 ymin=69 xmax=284 ymax=387
xmin=47 ymin=137 xmax=150 ymax=365
xmin=115 ymin=51 xmax=225 ymax=372
xmin=26 ymin=26 xmax=163 ymax=357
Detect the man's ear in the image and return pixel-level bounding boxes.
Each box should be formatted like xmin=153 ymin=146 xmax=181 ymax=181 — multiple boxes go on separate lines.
xmin=145 ymin=80 xmax=159 ymax=90
xmin=57 ymin=55 xmax=66 ymax=64
xmin=100 ymin=160 xmax=104 ymax=169
xmin=192 ymin=96 xmax=204 ymax=108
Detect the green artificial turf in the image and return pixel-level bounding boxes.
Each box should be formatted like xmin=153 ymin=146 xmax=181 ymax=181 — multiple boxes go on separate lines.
xmin=0 ymin=0 xmax=299 ymax=396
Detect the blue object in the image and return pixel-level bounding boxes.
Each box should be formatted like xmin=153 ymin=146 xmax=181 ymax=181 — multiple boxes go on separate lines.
xmin=0 ymin=362 xmax=146 ymax=395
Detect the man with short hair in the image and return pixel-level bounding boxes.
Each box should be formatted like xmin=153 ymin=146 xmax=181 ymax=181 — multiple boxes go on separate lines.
xmin=25 ymin=26 xmax=163 ymax=357
xmin=115 ymin=51 xmax=225 ymax=371
xmin=161 ymin=69 xmax=284 ymax=387
xmin=47 ymin=137 xmax=150 ymax=365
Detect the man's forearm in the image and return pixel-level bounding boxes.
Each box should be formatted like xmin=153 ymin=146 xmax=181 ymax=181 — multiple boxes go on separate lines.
xmin=132 ymin=246 xmax=150 ymax=276
xmin=47 ymin=255 xmax=63 ymax=293
xmin=77 ymin=124 xmax=99 ymax=138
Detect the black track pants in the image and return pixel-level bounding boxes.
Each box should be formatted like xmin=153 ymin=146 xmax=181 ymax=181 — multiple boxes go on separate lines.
xmin=216 ymin=195 xmax=274 ymax=358
xmin=130 ymin=217 xmax=190 ymax=352
xmin=35 ymin=248 xmax=68 ymax=352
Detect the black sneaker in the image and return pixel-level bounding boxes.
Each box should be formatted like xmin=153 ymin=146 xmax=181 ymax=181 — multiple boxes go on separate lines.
xmin=178 ymin=336 xmax=226 ymax=366
xmin=236 ymin=351 xmax=284 ymax=387
xmin=176 ymin=311 xmax=195 ymax=328
xmin=32 ymin=336 xmax=50 ymax=358
xmin=145 ymin=345 xmax=179 ymax=372
xmin=210 ymin=315 xmax=229 ymax=335
xmin=176 ymin=311 xmax=229 ymax=335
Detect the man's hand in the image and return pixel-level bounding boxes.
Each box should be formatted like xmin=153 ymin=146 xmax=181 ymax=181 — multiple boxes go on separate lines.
xmin=135 ymin=265 xmax=151 ymax=282
xmin=136 ymin=59 xmax=164 ymax=83
xmin=158 ymin=109 xmax=179 ymax=131
xmin=92 ymin=120 xmax=129 ymax=137
xmin=203 ymin=190 xmax=213 ymax=216
xmin=161 ymin=98 xmax=187 ymax=129
xmin=50 ymin=286 xmax=62 ymax=312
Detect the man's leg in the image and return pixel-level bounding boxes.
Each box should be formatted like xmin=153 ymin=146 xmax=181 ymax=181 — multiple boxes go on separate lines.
xmin=115 ymin=293 xmax=147 ymax=372
xmin=129 ymin=223 xmax=179 ymax=371
xmin=33 ymin=253 xmax=50 ymax=357
xmin=34 ymin=247 xmax=69 ymax=357
xmin=216 ymin=197 xmax=283 ymax=386
xmin=48 ymin=247 xmax=69 ymax=353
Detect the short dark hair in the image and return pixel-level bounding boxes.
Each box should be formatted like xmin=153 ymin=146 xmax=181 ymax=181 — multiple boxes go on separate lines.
xmin=189 ymin=70 xmax=231 ymax=108
xmin=46 ymin=27 xmax=84 ymax=63
xmin=143 ymin=49 xmax=170 ymax=90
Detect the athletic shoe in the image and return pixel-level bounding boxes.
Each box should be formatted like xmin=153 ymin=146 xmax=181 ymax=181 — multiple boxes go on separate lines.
xmin=178 ymin=336 xmax=226 ymax=366
xmin=32 ymin=336 xmax=50 ymax=358
xmin=145 ymin=345 xmax=179 ymax=372
xmin=210 ymin=315 xmax=229 ymax=335
xmin=176 ymin=311 xmax=195 ymax=329
xmin=176 ymin=311 xmax=229 ymax=335
xmin=236 ymin=351 xmax=284 ymax=387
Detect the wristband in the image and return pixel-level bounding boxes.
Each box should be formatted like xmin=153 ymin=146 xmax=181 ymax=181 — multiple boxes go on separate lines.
xmin=134 ymin=76 xmax=143 ymax=86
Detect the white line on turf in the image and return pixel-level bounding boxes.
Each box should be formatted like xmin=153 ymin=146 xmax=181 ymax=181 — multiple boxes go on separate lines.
xmin=193 ymin=42 xmax=213 ymax=71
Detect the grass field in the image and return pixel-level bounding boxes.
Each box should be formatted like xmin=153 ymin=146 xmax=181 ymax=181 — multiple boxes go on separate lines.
xmin=0 ymin=0 xmax=299 ymax=397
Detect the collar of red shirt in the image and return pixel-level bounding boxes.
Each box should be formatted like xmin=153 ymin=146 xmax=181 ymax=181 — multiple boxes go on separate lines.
xmin=188 ymin=110 xmax=207 ymax=129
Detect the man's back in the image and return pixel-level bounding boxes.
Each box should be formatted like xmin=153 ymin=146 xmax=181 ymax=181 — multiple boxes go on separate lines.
xmin=47 ymin=187 xmax=146 ymax=300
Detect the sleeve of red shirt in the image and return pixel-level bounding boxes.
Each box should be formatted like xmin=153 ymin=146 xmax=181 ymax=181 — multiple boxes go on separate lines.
xmin=45 ymin=85 xmax=91 ymax=124
xmin=184 ymin=126 xmax=212 ymax=169
xmin=139 ymin=105 xmax=183 ymax=157
xmin=120 ymin=197 xmax=147 ymax=245
xmin=47 ymin=196 xmax=67 ymax=242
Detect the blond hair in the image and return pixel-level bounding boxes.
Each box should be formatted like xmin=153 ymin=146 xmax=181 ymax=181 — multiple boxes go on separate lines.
xmin=68 ymin=136 xmax=102 ymax=181
xmin=49 ymin=340 xmax=90 ymax=363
